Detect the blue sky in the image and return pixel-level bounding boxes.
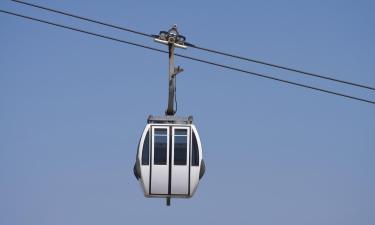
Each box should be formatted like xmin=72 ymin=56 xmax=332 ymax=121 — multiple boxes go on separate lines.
xmin=1 ymin=1 xmax=374 ymax=225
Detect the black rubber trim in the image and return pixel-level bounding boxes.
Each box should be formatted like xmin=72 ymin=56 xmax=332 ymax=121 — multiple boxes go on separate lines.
xmin=199 ymin=159 xmax=205 ymax=180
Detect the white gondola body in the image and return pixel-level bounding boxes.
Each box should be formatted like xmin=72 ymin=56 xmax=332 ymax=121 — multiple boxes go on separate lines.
xmin=134 ymin=117 xmax=204 ymax=198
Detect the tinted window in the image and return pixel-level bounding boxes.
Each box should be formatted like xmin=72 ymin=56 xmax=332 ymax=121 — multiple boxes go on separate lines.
xmin=155 ymin=128 xmax=167 ymax=135
xmin=191 ymin=132 xmax=199 ymax=166
xmin=141 ymin=132 xmax=149 ymax=165
xmin=175 ymin=129 xmax=187 ymax=135
xmin=154 ymin=129 xmax=167 ymax=165
xmin=174 ymin=129 xmax=187 ymax=165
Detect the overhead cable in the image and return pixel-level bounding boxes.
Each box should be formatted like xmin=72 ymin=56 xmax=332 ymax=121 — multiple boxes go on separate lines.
xmin=1 ymin=9 xmax=374 ymax=105
xmin=186 ymin=44 xmax=375 ymax=91
xmin=10 ymin=0 xmax=154 ymax=38
xmin=10 ymin=0 xmax=375 ymax=91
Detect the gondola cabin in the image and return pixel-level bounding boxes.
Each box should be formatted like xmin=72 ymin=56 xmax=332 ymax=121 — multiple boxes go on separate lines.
xmin=134 ymin=115 xmax=205 ymax=204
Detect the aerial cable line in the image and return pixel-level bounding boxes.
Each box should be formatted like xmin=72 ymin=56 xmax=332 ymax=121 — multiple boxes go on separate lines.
xmin=10 ymin=0 xmax=154 ymax=38
xmin=10 ymin=0 xmax=375 ymax=91
xmin=186 ymin=43 xmax=375 ymax=91
xmin=0 ymin=10 xmax=167 ymax=51
xmin=1 ymin=9 xmax=375 ymax=105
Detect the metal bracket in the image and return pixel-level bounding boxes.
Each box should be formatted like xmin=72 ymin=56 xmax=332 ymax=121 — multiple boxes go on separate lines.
xmin=153 ymin=24 xmax=188 ymax=49
xmin=172 ymin=66 xmax=184 ymax=77
xmin=154 ymin=25 xmax=188 ymax=116
xmin=166 ymin=197 xmax=171 ymax=206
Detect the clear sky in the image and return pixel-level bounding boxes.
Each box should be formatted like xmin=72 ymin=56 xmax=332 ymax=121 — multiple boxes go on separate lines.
xmin=1 ymin=0 xmax=374 ymax=225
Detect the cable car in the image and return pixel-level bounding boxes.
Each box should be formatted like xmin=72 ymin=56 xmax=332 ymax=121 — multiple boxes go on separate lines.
xmin=133 ymin=115 xmax=205 ymax=205
xmin=134 ymin=25 xmax=205 ymax=205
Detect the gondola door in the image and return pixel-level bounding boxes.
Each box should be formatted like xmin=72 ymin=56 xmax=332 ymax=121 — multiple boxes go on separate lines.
xmin=150 ymin=126 xmax=169 ymax=195
xmin=171 ymin=127 xmax=190 ymax=195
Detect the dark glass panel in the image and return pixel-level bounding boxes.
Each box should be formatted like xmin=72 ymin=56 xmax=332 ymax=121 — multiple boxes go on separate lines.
xmin=175 ymin=129 xmax=187 ymax=135
xmin=154 ymin=135 xmax=167 ymax=165
xmin=155 ymin=128 xmax=167 ymax=135
xmin=141 ymin=132 xmax=150 ymax=165
xmin=174 ymin=135 xmax=187 ymax=165
xmin=191 ymin=132 xmax=199 ymax=166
